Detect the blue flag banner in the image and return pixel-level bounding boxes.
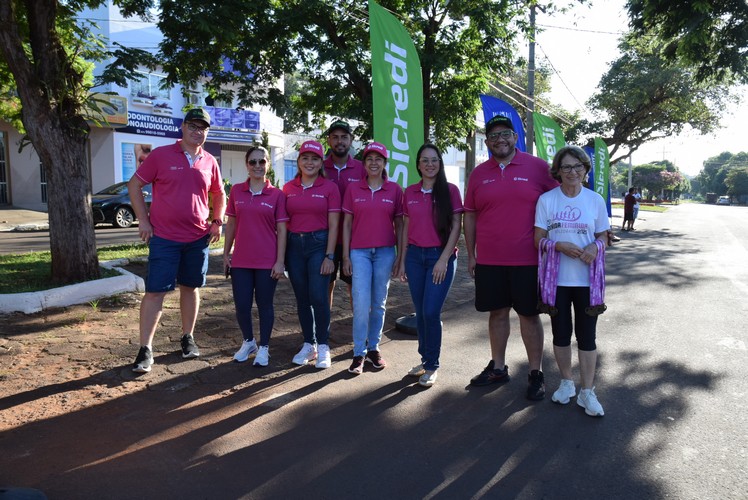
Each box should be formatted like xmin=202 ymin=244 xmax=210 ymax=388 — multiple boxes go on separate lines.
xmin=479 ymin=95 xmax=526 ymax=153
xmin=584 ymin=145 xmax=612 ymax=217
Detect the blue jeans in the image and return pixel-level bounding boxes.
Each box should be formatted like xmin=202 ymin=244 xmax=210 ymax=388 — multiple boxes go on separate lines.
xmin=230 ymin=268 xmax=278 ymax=346
xmin=405 ymin=246 xmax=456 ymax=370
xmin=286 ymin=230 xmax=331 ymax=345
xmin=350 ymin=246 xmax=397 ymax=357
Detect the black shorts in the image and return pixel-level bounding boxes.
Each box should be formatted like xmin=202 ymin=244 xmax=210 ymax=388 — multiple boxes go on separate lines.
xmin=330 ymin=243 xmax=352 ymax=285
xmin=474 ymin=264 xmax=539 ymax=316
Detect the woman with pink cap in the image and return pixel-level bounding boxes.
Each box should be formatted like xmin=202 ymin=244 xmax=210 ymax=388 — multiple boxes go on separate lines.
xmin=342 ymin=142 xmax=404 ymax=375
xmin=282 ymin=140 xmax=341 ymax=369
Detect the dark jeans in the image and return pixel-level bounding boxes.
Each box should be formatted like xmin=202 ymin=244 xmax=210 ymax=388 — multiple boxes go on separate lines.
xmin=286 ymin=230 xmax=331 ymax=345
xmin=405 ymin=245 xmax=456 ymax=371
xmin=230 ymin=268 xmax=278 ymax=346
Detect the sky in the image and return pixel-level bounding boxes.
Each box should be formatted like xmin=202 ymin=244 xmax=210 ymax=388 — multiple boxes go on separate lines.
xmin=533 ymin=0 xmax=747 ymax=177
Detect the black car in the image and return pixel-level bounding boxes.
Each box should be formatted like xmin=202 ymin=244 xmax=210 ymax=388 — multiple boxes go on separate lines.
xmin=91 ymin=182 xmax=151 ymax=228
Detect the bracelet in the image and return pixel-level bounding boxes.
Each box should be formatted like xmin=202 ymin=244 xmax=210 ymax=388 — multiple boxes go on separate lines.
xmin=211 ymin=219 xmax=223 ymax=226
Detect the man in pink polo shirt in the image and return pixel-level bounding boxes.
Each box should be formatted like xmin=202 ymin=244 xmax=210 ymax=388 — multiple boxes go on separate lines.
xmin=464 ymin=115 xmax=557 ymax=400
xmin=323 ymin=119 xmax=365 ymax=306
xmin=127 ymin=108 xmax=226 ymax=373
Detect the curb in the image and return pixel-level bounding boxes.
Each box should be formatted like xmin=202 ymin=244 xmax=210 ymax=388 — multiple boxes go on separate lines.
xmin=0 ymin=249 xmax=223 ymax=315
xmin=0 ymin=261 xmax=145 ymax=315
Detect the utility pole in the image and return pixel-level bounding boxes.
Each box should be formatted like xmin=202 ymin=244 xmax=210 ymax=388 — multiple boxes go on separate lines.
xmin=526 ymin=3 xmax=536 ymax=155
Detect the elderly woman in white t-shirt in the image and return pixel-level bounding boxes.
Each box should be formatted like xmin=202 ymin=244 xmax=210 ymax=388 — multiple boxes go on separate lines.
xmin=534 ymin=145 xmax=609 ymax=417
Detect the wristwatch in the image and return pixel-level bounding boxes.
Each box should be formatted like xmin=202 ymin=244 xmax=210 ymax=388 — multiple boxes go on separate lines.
xmin=325 ymin=253 xmax=335 ymax=261
xmin=211 ymin=219 xmax=223 ymax=226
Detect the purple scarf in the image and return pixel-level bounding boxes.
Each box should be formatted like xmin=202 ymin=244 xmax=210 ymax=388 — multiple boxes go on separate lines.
xmin=538 ymin=238 xmax=606 ymax=316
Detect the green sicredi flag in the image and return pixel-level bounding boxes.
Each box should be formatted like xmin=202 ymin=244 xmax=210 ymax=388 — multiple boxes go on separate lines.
xmin=593 ymin=137 xmax=610 ymax=200
xmin=369 ymin=0 xmax=423 ymax=188
xmin=532 ymin=112 xmax=566 ymax=163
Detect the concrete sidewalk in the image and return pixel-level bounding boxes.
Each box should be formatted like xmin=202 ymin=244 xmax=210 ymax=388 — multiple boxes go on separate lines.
xmin=0 ymin=208 xmax=49 ymax=232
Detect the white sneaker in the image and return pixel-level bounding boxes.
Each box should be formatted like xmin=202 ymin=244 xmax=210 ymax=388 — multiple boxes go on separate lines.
xmin=315 ymin=344 xmax=331 ymax=369
xmin=577 ymin=387 xmax=605 ymax=417
xmin=418 ymin=370 xmax=437 ymax=387
xmin=551 ymin=379 xmax=576 ymax=405
xmin=253 ymin=345 xmax=270 ymax=367
xmin=408 ymin=364 xmax=426 ymax=377
xmin=292 ymin=342 xmax=317 ymax=366
xmin=233 ymin=339 xmax=258 ymax=363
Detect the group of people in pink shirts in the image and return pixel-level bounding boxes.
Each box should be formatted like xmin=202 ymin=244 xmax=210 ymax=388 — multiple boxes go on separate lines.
xmin=130 ymin=110 xmax=608 ymax=416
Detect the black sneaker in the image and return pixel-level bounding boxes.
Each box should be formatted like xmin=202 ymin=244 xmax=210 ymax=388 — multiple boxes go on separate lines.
xmin=364 ymin=350 xmax=387 ymax=369
xmin=470 ymin=360 xmax=510 ymax=386
xmin=132 ymin=346 xmax=154 ymax=373
xmin=348 ymin=356 xmax=365 ymax=375
xmin=526 ymin=369 xmax=546 ymax=400
xmin=181 ymin=334 xmax=200 ymax=359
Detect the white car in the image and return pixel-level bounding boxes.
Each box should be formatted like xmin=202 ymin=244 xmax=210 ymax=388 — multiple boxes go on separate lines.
xmin=717 ymin=196 xmax=730 ymax=205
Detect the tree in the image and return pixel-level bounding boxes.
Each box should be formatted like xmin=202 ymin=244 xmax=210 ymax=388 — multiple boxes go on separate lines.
xmin=0 ymin=0 xmax=157 ymax=285
xmin=573 ymin=35 xmax=737 ymax=164
xmin=156 ymin=0 xmax=571 ymax=152
xmin=725 ymin=168 xmax=748 ymax=199
xmin=625 ymin=160 xmax=687 ymax=200
xmin=696 ymin=151 xmax=748 ymax=196
xmin=626 ymin=0 xmax=748 ymax=84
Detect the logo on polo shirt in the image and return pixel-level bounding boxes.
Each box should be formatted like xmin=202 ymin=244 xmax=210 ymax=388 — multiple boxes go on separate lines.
xmin=482 ymin=178 xmax=496 ymax=185
xmin=354 ymin=197 xmax=367 ymax=203
xmin=514 ymin=177 xmax=529 ymax=182
xmin=261 ymin=202 xmax=274 ymax=209
xmin=170 ymin=165 xmax=184 ymax=171
xmin=311 ymin=194 xmax=326 ymax=199
xmin=382 ymin=198 xmax=394 ymax=204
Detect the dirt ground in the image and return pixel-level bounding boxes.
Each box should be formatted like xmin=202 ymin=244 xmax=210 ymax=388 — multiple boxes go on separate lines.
xmin=0 ymin=244 xmax=475 ymax=431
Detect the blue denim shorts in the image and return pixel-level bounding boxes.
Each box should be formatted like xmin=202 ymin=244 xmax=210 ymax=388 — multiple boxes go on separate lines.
xmin=146 ymin=234 xmax=210 ymax=292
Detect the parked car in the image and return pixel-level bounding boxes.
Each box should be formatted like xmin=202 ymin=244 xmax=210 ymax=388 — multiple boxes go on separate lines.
xmin=717 ymin=196 xmax=731 ymax=206
xmin=91 ymin=182 xmax=151 ymax=228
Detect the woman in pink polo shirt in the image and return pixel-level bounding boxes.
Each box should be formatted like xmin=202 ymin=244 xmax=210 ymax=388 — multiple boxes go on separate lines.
xmin=282 ymin=140 xmax=341 ymax=369
xmin=397 ymin=144 xmax=463 ymax=387
xmin=223 ymin=146 xmax=288 ymax=366
xmin=342 ymin=142 xmax=404 ymax=375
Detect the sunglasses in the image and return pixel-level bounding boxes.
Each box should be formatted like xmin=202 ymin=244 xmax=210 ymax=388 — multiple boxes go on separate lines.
xmin=248 ymin=159 xmax=267 ymax=166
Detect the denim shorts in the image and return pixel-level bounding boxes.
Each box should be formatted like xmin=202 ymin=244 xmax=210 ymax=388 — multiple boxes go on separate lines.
xmin=146 ymin=234 xmax=210 ymax=292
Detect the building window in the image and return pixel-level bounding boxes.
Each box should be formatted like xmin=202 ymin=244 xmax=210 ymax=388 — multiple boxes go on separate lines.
xmin=130 ymin=71 xmax=170 ymax=100
xmin=40 ymin=162 xmax=47 ymax=204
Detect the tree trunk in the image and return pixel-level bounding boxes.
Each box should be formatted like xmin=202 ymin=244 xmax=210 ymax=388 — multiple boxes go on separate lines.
xmin=0 ymin=0 xmax=100 ymax=285
xmin=24 ymin=109 xmax=100 ymax=285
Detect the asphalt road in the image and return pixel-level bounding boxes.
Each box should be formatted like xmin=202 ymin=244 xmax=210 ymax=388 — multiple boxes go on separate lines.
xmin=2 ymin=203 xmax=746 ymax=499
xmin=0 ymin=225 xmax=143 ymax=254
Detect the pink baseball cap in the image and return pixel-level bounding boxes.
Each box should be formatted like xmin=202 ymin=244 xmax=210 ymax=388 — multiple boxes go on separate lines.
xmin=299 ymin=140 xmax=324 ymax=159
xmin=362 ymin=141 xmax=388 ymax=160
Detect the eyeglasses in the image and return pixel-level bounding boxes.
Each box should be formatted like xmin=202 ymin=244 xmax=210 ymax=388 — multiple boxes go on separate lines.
xmin=486 ymin=130 xmax=514 ymax=141
xmin=419 ymin=157 xmax=440 ymax=165
xmin=559 ymin=163 xmax=586 ymax=173
xmin=186 ymin=122 xmax=208 ymax=134
xmin=248 ymin=159 xmax=267 ymax=166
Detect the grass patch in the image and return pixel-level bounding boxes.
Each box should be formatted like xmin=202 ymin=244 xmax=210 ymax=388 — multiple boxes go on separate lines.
xmin=611 ymin=203 xmax=669 ymax=213
xmin=1 ymin=239 xmax=224 ymax=294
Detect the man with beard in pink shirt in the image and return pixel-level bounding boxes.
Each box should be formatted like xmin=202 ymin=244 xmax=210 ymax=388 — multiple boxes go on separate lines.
xmin=464 ymin=115 xmax=557 ymax=400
